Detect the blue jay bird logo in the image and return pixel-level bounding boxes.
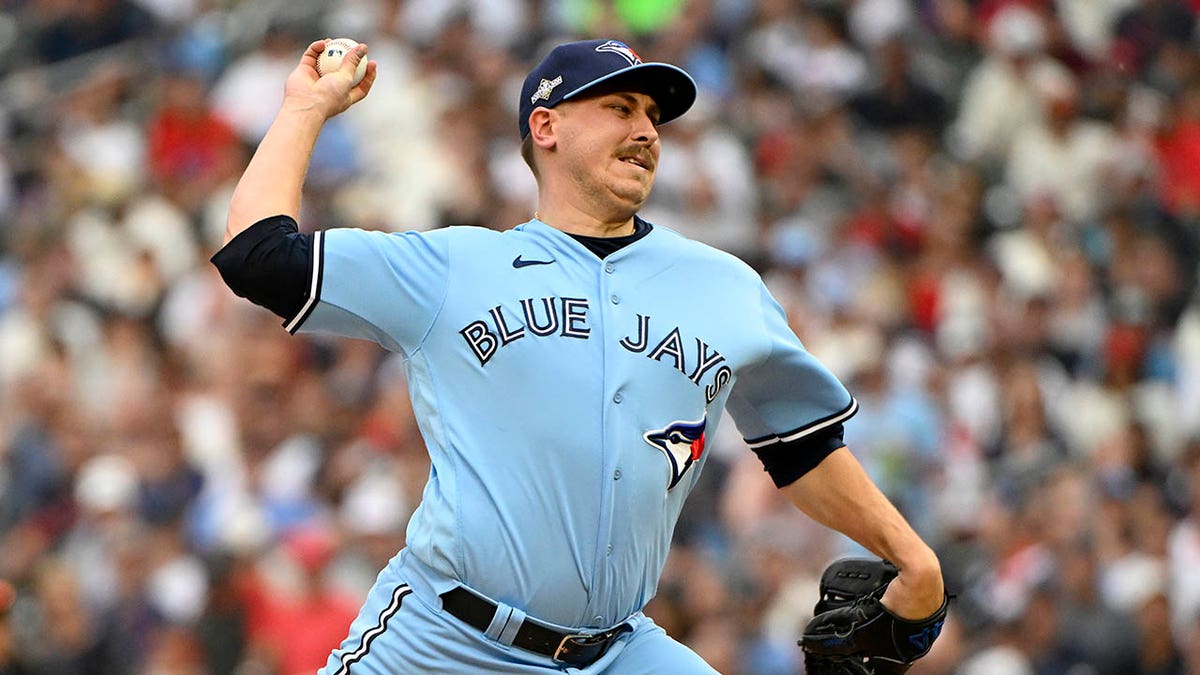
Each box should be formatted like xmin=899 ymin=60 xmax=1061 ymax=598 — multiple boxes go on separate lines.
xmin=595 ymin=40 xmax=642 ymax=66
xmin=643 ymin=417 xmax=707 ymax=491
xmin=909 ymin=620 xmax=944 ymax=652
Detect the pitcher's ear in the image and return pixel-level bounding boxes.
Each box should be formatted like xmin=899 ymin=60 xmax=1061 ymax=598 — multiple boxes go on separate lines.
xmin=528 ymin=107 xmax=558 ymax=150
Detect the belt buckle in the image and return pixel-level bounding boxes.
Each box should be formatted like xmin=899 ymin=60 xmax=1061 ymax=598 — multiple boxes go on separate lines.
xmin=552 ymin=631 xmax=610 ymax=663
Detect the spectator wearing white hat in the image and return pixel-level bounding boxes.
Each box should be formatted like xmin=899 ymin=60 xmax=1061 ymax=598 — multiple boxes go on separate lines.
xmin=950 ymin=5 xmax=1071 ymax=166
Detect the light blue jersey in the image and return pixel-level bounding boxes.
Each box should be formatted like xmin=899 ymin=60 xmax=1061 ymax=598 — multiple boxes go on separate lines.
xmin=292 ymin=218 xmax=856 ymax=634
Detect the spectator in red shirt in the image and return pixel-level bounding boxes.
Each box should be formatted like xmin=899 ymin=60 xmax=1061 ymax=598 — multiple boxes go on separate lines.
xmin=241 ymin=527 xmax=360 ymax=675
xmin=1154 ymin=85 xmax=1200 ymax=218
xmin=146 ymin=69 xmax=241 ymax=210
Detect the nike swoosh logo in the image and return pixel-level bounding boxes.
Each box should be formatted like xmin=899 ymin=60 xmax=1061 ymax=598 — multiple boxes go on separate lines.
xmin=513 ymin=255 xmax=555 ymax=268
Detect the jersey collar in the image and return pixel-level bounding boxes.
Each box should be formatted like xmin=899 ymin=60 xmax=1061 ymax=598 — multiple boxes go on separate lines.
xmin=518 ymin=216 xmax=659 ymax=261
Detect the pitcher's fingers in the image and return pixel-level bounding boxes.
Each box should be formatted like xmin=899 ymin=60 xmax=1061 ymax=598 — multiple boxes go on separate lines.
xmin=342 ymin=42 xmax=368 ymax=78
xmin=349 ymin=61 xmax=378 ymax=103
xmin=300 ymin=39 xmax=327 ymax=68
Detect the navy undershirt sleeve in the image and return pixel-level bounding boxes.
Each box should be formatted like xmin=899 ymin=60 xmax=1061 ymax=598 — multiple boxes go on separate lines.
xmin=210 ymin=215 xmax=312 ymax=319
xmin=749 ymin=423 xmax=847 ymax=488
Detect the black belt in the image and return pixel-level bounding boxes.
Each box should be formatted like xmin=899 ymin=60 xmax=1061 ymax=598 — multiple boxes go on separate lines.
xmin=439 ymin=587 xmax=632 ymax=667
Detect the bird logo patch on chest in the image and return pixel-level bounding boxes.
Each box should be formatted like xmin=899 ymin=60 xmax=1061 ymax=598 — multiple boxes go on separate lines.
xmin=643 ymin=416 xmax=706 ymax=491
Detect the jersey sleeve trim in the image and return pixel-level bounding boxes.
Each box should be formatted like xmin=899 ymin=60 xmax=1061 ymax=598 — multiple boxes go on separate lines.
xmin=743 ymin=397 xmax=859 ymax=449
xmin=284 ymin=229 xmax=325 ymax=334
xmin=751 ymin=426 xmax=847 ymax=488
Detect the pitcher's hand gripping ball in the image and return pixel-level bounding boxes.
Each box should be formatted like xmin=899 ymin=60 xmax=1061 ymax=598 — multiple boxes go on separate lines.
xmin=317 ymin=38 xmax=367 ymax=85
xmin=800 ymin=559 xmax=948 ymax=675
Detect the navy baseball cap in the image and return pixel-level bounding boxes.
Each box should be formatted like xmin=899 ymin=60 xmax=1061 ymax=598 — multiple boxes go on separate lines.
xmin=518 ymin=39 xmax=697 ymax=139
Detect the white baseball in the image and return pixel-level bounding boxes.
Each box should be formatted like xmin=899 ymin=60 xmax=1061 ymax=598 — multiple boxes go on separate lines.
xmin=317 ymin=38 xmax=367 ymax=85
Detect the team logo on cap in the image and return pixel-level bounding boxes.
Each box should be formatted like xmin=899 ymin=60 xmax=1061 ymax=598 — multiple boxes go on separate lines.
xmin=644 ymin=416 xmax=706 ymax=491
xmin=595 ymin=40 xmax=642 ymax=66
xmin=531 ymin=75 xmax=563 ymax=103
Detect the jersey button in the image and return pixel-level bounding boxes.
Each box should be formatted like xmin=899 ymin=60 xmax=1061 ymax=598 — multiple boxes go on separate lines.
xmin=605 ymin=263 xmax=615 ymax=274
xmin=613 ymin=469 xmax=622 ymax=480
xmin=613 ymin=392 xmax=623 ymax=403
xmin=610 ymin=294 xmax=620 ymax=304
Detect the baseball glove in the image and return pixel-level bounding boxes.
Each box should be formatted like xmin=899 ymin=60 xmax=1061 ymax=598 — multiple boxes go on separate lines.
xmin=799 ymin=558 xmax=947 ymax=675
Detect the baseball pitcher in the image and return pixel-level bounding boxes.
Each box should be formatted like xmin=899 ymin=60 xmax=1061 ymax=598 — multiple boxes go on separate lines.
xmin=212 ymin=38 xmax=946 ymax=673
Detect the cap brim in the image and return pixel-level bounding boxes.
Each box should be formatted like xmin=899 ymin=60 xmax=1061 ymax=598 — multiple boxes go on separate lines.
xmin=560 ymin=62 xmax=697 ymax=127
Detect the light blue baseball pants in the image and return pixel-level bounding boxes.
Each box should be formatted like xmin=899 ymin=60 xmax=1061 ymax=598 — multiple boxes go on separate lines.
xmin=320 ymin=549 xmax=718 ymax=674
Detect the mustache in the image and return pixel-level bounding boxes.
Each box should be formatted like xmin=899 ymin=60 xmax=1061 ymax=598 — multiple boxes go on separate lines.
xmin=616 ymin=146 xmax=656 ymax=169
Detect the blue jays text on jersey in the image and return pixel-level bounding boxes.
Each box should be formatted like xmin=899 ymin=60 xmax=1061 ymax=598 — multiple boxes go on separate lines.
xmin=459 ymin=301 xmax=733 ymax=404
xmin=283 ymin=217 xmax=857 ymax=629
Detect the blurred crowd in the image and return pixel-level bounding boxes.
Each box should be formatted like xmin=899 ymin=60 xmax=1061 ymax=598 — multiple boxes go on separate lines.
xmin=1 ymin=0 xmax=1199 ymax=673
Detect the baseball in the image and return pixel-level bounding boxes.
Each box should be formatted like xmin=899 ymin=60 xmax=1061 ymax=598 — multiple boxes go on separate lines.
xmin=317 ymin=38 xmax=367 ymax=86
